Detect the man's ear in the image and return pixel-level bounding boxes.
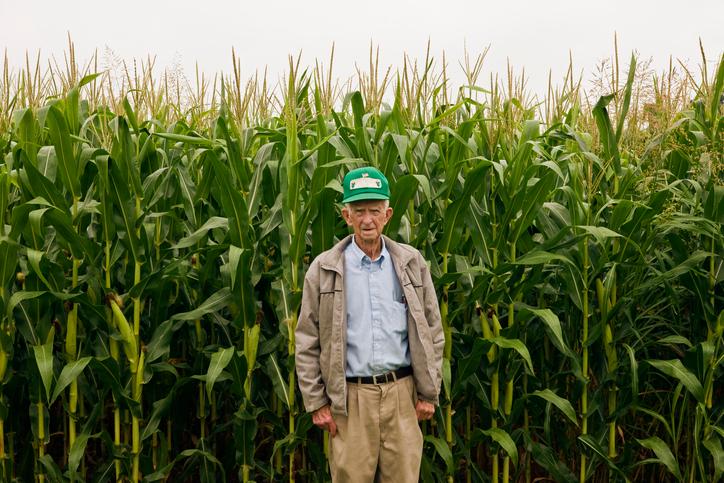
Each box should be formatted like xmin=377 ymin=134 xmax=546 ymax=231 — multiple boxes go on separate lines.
xmin=341 ymin=207 xmax=352 ymax=225
xmin=385 ymin=206 xmax=393 ymax=222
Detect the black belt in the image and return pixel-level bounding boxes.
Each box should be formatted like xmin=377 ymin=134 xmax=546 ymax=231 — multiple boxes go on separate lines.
xmin=346 ymin=366 xmax=413 ymax=385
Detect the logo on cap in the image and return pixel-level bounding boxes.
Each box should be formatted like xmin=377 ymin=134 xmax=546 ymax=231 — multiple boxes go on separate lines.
xmin=350 ymin=174 xmax=382 ymax=190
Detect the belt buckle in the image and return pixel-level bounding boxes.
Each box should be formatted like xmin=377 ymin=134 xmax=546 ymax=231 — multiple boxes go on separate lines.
xmin=370 ymin=370 xmax=397 ymax=385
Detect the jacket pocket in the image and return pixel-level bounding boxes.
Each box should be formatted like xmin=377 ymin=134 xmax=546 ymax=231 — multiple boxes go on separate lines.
xmin=390 ymin=301 xmax=409 ymax=334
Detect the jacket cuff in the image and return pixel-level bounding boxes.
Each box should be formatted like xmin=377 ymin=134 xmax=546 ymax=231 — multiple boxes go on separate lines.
xmin=417 ymin=394 xmax=438 ymax=406
xmin=305 ymin=397 xmax=330 ymax=413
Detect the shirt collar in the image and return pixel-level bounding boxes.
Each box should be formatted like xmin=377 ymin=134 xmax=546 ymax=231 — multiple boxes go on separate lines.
xmin=348 ymin=236 xmax=388 ymax=266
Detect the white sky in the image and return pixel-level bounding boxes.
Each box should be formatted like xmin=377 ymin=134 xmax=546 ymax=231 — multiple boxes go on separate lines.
xmin=1 ymin=0 xmax=723 ymax=97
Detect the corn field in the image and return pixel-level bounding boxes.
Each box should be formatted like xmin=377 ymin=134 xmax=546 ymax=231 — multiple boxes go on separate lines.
xmin=0 ymin=43 xmax=722 ymax=482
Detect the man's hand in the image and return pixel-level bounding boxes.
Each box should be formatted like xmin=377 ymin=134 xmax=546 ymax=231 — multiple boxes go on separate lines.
xmin=415 ymin=400 xmax=435 ymax=421
xmin=312 ymin=404 xmax=337 ymax=437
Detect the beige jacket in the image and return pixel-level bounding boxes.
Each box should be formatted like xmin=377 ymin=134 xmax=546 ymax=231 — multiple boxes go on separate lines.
xmin=295 ymin=234 xmax=444 ymax=415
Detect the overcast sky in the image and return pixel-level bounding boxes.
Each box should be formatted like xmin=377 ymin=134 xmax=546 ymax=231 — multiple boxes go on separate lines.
xmin=1 ymin=0 xmax=722 ymax=96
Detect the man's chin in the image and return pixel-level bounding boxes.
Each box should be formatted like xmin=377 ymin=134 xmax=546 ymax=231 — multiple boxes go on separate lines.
xmin=358 ymin=233 xmax=379 ymax=243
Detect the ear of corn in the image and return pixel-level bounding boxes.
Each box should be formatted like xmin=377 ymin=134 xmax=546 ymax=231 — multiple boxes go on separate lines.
xmin=110 ymin=300 xmax=138 ymax=370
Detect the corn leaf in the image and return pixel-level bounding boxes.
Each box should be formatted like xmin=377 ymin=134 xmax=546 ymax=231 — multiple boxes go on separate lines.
xmin=310 ymin=188 xmax=338 ymax=256
xmin=68 ymin=431 xmax=99 ymax=476
xmin=206 ymin=346 xmax=235 ymax=399
xmin=0 ymin=238 xmax=19 ymax=289
xmin=514 ymin=250 xmax=573 ymax=266
xmin=175 ymin=165 xmax=198 ymax=228
xmin=46 ymin=105 xmax=80 ymax=199
xmin=509 ymin=170 xmax=556 ymax=241
xmin=144 ymin=447 xmax=225 ymax=482
xmin=657 ymin=335 xmax=693 ymax=347
xmin=228 ymin=247 xmax=256 ymax=328
xmin=478 ymin=428 xmax=518 ymax=466
xmin=89 ymin=357 xmax=141 ymax=417
xmin=234 ymin=408 xmax=259 ymax=470
xmin=647 ymin=359 xmax=705 ymax=403
xmin=615 ymin=55 xmax=637 ymax=142
xmin=50 ymin=356 xmax=92 ymax=404
xmin=70 ymin=402 xmax=103 ymax=474
xmin=174 ymin=216 xmax=228 ymax=249
xmin=703 ymin=433 xmax=723 ymax=482
xmin=592 ymin=94 xmax=621 ymax=173
xmin=265 ymin=353 xmax=290 ymax=408
xmin=207 ymin=152 xmax=251 ymax=249
xmin=530 ymin=441 xmax=577 ymax=483
xmin=173 ymin=288 xmax=232 ymax=321
xmin=709 ymin=53 xmax=724 ymax=126
xmin=108 ymin=159 xmax=142 ymax=263
xmin=637 ymin=436 xmax=682 ymax=480
xmin=38 ymin=455 xmax=64 ymax=482
xmin=439 ymin=163 xmax=490 ymax=254
xmin=154 ymin=132 xmax=213 ymax=147
xmin=141 ymin=377 xmax=193 ymax=442
xmin=33 ymin=335 xmax=54 ymax=403
xmin=246 ymin=142 xmax=277 ymax=218
xmin=386 ymin=174 xmax=420 ymax=237
xmin=424 ymin=435 xmax=454 ymax=473
xmin=12 ymin=108 xmax=37 ymax=165
xmin=455 ymin=337 xmax=488 ymax=384
xmin=531 ymin=389 xmax=579 ymax=426
xmin=578 ymin=225 xmax=622 ymax=246
xmin=351 ymin=91 xmax=373 ymax=162
xmin=490 ymin=336 xmax=535 ymax=375
xmin=26 ymin=249 xmax=55 ymax=290
xmin=578 ymin=435 xmax=630 ymax=480
xmin=523 ymin=306 xmax=574 ymax=358
xmin=216 ymin=116 xmax=249 ymax=188
xmin=20 ymin=163 xmax=69 ymax=211
xmin=6 ymin=290 xmax=45 ymax=319
xmin=145 ymin=319 xmax=176 ymax=364
xmin=623 ymin=344 xmax=640 ymax=403
xmin=442 ymin=358 xmax=451 ymax=400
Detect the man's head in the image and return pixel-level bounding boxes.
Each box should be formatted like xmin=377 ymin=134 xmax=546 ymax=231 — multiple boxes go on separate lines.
xmin=341 ymin=167 xmax=393 ymax=245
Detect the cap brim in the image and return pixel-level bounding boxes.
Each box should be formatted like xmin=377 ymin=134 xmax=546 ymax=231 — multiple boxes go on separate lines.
xmin=341 ymin=192 xmax=390 ymax=203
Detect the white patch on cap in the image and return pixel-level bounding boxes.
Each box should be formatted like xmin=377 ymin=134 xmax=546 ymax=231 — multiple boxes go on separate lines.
xmin=350 ymin=177 xmax=382 ymax=189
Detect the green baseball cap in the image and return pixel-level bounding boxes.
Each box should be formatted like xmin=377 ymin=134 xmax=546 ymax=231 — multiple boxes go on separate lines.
xmin=342 ymin=167 xmax=390 ymax=203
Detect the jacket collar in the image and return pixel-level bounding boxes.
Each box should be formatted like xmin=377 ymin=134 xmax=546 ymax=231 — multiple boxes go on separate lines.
xmin=319 ymin=234 xmax=414 ymax=274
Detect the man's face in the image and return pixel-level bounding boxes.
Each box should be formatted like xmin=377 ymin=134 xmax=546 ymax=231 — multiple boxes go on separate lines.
xmin=342 ymin=199 xmax=393 ymax=244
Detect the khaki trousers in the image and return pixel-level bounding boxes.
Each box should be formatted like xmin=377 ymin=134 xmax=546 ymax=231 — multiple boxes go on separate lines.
xmin=329 ymin=375 xmax=423 ymax=483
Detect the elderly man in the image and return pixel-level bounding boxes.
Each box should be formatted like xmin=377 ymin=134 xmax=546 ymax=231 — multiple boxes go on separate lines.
xmin=295 ymin=166 xmax=444 ymax=482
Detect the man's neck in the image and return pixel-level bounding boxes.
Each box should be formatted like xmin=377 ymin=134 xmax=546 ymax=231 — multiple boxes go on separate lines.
xmin=354 ymin=235 xmax=383 ymax=261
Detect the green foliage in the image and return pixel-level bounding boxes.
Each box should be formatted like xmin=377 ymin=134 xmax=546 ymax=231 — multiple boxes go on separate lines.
xmin=0 ymin=52 xmax=721 ymax=483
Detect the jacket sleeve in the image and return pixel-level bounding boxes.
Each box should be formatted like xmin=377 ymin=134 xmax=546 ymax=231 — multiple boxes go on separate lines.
xmin=294 ymin=262 xmax=330 ymax=413
xmin=419 ymin=251 xmax=444 ymax=404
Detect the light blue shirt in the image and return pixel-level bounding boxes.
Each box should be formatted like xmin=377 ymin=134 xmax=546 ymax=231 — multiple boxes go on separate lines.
xmin=344 ymin=236 xmax=411 ymax=377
